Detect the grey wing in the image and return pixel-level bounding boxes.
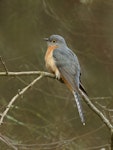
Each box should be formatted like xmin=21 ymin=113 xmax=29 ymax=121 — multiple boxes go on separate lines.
xmin=53 ymin=48 xmax=80 ymax=90
xmin=53 ymin=48 xmax=85 ymax=124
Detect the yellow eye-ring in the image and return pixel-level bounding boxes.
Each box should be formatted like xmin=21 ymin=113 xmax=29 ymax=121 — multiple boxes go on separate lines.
xmin=52 ymin=40 xmax=56 ymax=43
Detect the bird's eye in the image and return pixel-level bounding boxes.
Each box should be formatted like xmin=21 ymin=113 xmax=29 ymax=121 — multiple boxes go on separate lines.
xmin=52 ymin=40 xmax=56 ymax=43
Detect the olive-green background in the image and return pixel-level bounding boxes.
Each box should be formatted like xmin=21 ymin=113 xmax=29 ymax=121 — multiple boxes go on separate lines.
xmin=0 ymin=0 xmax=113 ymax=149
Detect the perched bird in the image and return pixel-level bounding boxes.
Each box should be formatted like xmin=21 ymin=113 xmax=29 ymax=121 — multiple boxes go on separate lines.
xmin=44 ymin=35 xmax=87 ymax=125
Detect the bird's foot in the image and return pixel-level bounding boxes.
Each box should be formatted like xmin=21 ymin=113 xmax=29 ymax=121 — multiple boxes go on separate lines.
xmin=55 ymin=70 xmax=61 ymax=80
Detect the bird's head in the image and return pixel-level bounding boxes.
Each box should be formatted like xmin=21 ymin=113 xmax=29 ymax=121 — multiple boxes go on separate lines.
xmin=44 ymin=35 xmax=67 ymax=47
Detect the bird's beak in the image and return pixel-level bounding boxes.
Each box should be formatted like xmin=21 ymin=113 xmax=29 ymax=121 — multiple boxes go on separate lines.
xmin=44 ymin=38 xmax=49 ymax=41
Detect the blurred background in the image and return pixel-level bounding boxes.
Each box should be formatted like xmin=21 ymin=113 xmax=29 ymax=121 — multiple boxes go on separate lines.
xmin=0 ymin=0 xmax=113 ymax=149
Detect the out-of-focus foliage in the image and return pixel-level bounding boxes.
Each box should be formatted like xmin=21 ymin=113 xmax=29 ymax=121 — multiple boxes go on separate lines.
xmin=0 ymin=0 xmax=113 ymax=149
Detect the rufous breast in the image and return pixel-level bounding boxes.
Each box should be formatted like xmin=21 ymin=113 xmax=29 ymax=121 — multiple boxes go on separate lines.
xmin=45 ymin=45 xmax=58 ymax=73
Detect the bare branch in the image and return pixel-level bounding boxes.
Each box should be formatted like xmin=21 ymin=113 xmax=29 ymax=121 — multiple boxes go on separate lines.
xmin=79 ymin=89 xmax=113 ymax=150
xmin=0 ymin=133 xmax=17 ymax=150
xmin=0 ymin=70 xmax=113 ymax=130
xmin=0 ymin=71 xmax=55 ymax=78
xmin=0 ymin=74 xmax=44 ymax=125
xmin=79 ymin=89 xmax=113 ymax=130
xmin=0 ymin=70 xmax=113 ymax=148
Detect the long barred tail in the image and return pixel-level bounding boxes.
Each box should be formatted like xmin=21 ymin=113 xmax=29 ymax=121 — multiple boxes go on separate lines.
xmin=73 ymin=91 xmax=85 ymax=125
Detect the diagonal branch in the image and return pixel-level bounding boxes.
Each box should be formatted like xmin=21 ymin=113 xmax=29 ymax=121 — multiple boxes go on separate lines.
xmin=0 ymin=71 xmax=113 ymax=130
xmin=0 ymin=73 xmax=44 ymax=125
xmin=0 ymin=70 xmax=113 ymax=148
xmin=79 ymin=89 xmax=113 ymax=150
xmin=0 ymin=133 xmax=17 ymax=150
xmin=79 ymin=89 xmax=113 ymax=130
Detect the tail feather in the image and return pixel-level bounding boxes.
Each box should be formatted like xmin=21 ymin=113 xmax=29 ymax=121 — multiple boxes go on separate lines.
xmin=73 ymin=92 xmax=85 ymax=125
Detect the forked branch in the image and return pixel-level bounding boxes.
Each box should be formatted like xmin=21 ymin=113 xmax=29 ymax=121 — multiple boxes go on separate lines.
xmin=0 ymin=70 xmax=113 ymax=149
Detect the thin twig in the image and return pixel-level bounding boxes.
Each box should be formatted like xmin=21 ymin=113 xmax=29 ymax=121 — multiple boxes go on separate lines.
xmin=0 ymin=133 xmax=17 ymax=150
xmin=0 ymin=74 xmax=44 ymax=125
xmin=96 ymin=101 xmax=113 ymax=112
xmin=91 ymin=96 xmax=112 ymax=100
xmin=0 ymin=56 xmax=8 ymax=74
